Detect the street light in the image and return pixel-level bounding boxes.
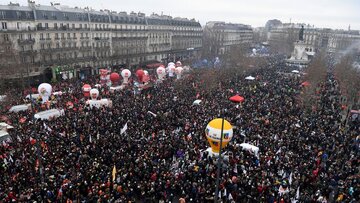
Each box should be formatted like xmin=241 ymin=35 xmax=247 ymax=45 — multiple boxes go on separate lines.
xmin=214 ymin=97 xmax=242 ymax=202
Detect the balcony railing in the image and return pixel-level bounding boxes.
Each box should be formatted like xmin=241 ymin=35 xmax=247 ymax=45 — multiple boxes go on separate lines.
xmin=17 ymin=38 xmax=35 ymax=44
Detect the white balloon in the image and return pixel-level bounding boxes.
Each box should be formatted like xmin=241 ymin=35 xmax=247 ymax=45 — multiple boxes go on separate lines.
xmin=156 ymin=67 xmax=166 ymax=80
xmin=121 ymin=69 xmax=131 ymax=83
xmin=144 ymin=70 xmax=149 ymax=75
xmin=90 ymin=88 xmax=99 ymax=100
xmin=175 ymin=67 xmax=183 ymax=79
xmin=37 ymin=83 xmax=52 ymax=103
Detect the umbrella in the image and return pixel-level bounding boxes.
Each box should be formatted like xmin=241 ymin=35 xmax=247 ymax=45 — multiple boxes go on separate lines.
xmin=193 ymin=99 xmax=202 ymax=105
xmin=301 ymin=81 xmax=310 ymax=87
xmin=229 ymin=95 xmax=245 ymax=103
xmin=245 ymin=76 xmax=255 ymax=80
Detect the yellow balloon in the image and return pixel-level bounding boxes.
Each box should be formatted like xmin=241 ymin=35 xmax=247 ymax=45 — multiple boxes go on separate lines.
xmin=205 ymin=118 xmax=233 ymax=153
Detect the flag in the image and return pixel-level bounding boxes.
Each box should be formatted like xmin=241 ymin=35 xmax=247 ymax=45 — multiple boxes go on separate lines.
xmin=57 ymin=187 xmax=63 ymax=198
xmin=296 ymin=186 xmax=300 ymax=199
xmin=35 ymin=158 xmax=39 ymax=171
xmin=43 ymin=123 xmax=52 ymax=132
xmin=187 ymin=133 xmax=192 ymax=141
xmin=120 ymin=122 xmax=128 ymax=135
xmin=19 ymin=117 xmax=27 ymax=123
xmin=289 ymin=172 xmax=293 ymax=185
xmin=112 ymin=165 xmax=117 ymax=181
xmin=30 ymin=137 xmax=36 ymax=145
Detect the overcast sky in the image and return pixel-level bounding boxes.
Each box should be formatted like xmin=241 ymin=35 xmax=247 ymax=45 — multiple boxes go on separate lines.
xmin=11 ymin=0 xmax=360 ymax=30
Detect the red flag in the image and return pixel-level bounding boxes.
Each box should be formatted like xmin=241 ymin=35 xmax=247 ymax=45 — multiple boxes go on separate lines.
xmin=19 ymin=117 xmax=27 ymax=123
xmin=30 ymin=137 xmax=37 ymax=145
xmin=35 ymin=158 xmax=39 ymax=171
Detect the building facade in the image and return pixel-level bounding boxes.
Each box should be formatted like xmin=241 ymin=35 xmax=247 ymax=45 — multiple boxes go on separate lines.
xmin=266 ymin=22 xmax=360 ymax=55
xmin=203 ymin=21 xmax=253 ymax=56
xmin=0 ymin=1 xmax=202 ymax=81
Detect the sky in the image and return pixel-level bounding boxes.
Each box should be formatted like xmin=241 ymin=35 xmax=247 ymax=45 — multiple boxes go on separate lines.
xmin=10 ymin=0 xmax=360 ymax=30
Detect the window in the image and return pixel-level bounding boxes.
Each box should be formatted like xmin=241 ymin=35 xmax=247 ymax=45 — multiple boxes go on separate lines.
xmin=47 ymin=44 xmax=51 ymax=49
xmin=84 ymin=24 xmax=87 ymax=29
xmin=67 ymin=33 xmax=70 ymax=38
xmin=2 ymin=22 xmax=8 ymax=29
xmin=19 ymin=34 xmax=23 ymax=40
xmin=41 ymin=44 xmax=45 ymax=49
xmin=54 ymin=23 xmax=58 ymax=29
xmin=55 ymin=33 xmax=59 ymax=39
xmin=3 ymin=33 xmax=9 ymax=41
xmin=17 ymin=22 xmax=21 ymax=30
xmin=73 ymin=33 xmax=76 ymax=38
xmin=72 ymin=24 xmax=75 ymax=29
xmin=46 ymin=33 xmax=50 ymax=39
xmin=45 ymin=23 xmax=48 ymax=29
xmin=28 ymin=34 xmax=32 ymax=39
xmin=40 ymin=33 xmax=44 ymax=40
xmin=0 ymin=11 xmax=6 ymax=19
xmin=61 ymin=33 xmax=64 ymax=38
xmin=79 ymin=24 xmax=82 ymax=29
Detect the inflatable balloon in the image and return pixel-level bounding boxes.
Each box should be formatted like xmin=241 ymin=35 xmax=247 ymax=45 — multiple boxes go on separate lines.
xmin=37 ymin=83 xmax=52 ymax=103
xmin=156 ymin=67 xmax=166 ymax=80
xmin=205 ymin=118 xmax=233 ymax=154
xmin=110 ymin=73 xmax=120 ymax=85
xmin=168 ymin=65 xmax=176 ymax=77
xmin=90 ymin=88 xmax=99 ymax=100
xmin=82 ymin=84 xmax=91 ymax=97
xmin=136 ymin=69 xmax=145 ymax=82
xmin=144 ymin=70 xmax=149 ymax=75
xmin=121 ymin=69 xmax=131 ymax=84
xmin=168 ymin=62 xmax=175 ymax=67
xmin=175 ymin=66 xmax=183 ymax=79
xmin=99 ymin=69 xmax=108 ymax=85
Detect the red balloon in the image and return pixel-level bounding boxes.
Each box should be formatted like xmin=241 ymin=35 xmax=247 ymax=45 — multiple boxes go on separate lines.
xmin=110 ymin=72 xmax=120 ymax=82
xmin=136 ymin=69 xmax=144 ymax=81
xmin=229 ymin=95 xmax=245 ymax=103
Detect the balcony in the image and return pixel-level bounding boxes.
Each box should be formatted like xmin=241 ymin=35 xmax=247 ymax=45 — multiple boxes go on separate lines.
xmin=93 ymin=37 xmax=110 ymax=41
xmin=80 ymin=37 xmax=90 ymax=40
xmin=17 ymin=38 xmax=35 ymax=45
xmin=19 ymin=50 xmax=37 ymax=55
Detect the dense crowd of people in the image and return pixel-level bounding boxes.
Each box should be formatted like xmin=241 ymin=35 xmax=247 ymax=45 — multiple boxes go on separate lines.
xmin=0 ymin=56 xmax=359 ymax=202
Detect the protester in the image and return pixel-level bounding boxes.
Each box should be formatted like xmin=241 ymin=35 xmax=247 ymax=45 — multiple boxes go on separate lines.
xmin=0 ymin=56 xmax=358 ymax=203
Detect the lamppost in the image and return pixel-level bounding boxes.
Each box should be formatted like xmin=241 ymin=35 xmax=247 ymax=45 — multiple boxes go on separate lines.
xmin=214 ymin=97 xmax=241 ymax=202
xmin=214 ymin=114 xmax=225 ymax=203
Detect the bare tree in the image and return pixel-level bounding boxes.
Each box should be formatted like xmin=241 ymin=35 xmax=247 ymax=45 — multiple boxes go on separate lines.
xmin=301 ymin=51 xmax=328 ymax=110
xmin=334 ymin=54 xmax=360 ymax=108
xmin=0 ymin=33 xmax=32 ymax=92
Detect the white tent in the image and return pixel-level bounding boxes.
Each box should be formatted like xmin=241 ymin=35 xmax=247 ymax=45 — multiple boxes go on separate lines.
xmin=26 ymin=94 xmax=40 ymax=100
xmin=193 ymin=99 xmax=202 ymax=105
xmin=291 ymin=70 xmax=300 ymax=73
xmin=34 ymin=109 xmax=65 ymax=120
xmin=86 ymin=99 xmax=113 ymax=109
xmin=245 ymin=76 xmax=255 ymax=80
xmin=237 ymin=143 xmax=259 ymax=157
xmin=9 ymin=104 xmax=31 ymax=113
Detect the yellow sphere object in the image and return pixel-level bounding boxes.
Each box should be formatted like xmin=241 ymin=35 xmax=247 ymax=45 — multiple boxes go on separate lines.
xmin=205 ymin=118 xmax=233 ymax=153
